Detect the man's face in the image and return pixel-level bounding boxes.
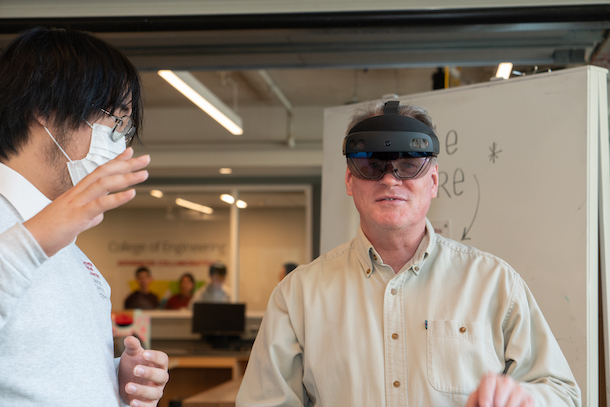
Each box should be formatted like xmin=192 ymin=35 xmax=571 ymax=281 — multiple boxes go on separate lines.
xmin=345 ymin=161 xmax=439 ymax=236
xmin=136 ymin=271 xmax=152 ymax=292
xmin=210 ymin=273 xmax=226 ymax=287
xmin=52 ymin=104 xmax=132 ymax=196
xmin=64 ymin=105 xmax=131 ymax=161
xmin=180 ymin=276 xmax=194 ymax=296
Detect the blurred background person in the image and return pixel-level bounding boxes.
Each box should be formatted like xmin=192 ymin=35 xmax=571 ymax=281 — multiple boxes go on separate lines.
xmin=194 ymin=262 xmax=230 ymax=303
xmin=124 ymin=266 xmax=159 ymax=309
xmin=164 ymin=272 xmax=196 ymax=310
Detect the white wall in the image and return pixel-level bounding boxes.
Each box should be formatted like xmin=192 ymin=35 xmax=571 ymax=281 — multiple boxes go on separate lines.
xmin=239 ymin=208 xmax=308 ymax=311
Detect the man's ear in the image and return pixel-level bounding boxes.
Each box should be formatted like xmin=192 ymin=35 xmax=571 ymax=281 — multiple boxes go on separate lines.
xmin=345 ymin=167 xmax=354 ymax=197
xmin=430 ymin=162 xmax=439 ymax=199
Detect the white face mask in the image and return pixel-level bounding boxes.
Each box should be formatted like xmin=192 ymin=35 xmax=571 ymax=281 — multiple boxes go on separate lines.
xmin=44 ymin=122 xmax=127 ymax=186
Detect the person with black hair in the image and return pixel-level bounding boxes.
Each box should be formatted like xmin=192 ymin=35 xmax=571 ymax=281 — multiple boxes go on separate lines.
xmin=165 ymin=272 xmax=196 ymax=310
xmin=124 ymin=266 xmax=160 ymax=310
xmin=0 ymin=27 xmax=168 ymax=406
xmin=195 ymin=262 xmax=231 ymax=303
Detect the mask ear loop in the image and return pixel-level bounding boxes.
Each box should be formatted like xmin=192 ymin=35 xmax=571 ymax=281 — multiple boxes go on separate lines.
xmin=43 ymin=126 xmax=74 ymax=164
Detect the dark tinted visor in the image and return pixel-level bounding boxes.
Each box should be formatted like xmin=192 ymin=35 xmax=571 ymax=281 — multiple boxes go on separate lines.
xmin=347 ymin=152 xmax=433 ymax=180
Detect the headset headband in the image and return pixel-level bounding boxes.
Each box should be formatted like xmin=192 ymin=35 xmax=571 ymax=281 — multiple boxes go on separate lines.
xmin=342 ymin=101 xmax=439 ymax=156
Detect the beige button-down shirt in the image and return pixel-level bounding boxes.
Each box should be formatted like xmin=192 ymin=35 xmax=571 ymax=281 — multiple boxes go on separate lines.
xmin=237 ymin=219 xmax=580 ymax=406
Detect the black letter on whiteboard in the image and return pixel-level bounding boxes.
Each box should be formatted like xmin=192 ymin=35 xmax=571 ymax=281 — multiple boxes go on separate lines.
xmin=453 ymin=168 xmax=465 ymax=196
xmin=438 ymin=171 xmax=450 ymax=198
xmin=446 ymin=130 xmax=458 ymax=155
xmin=461 ymin=174 xmax=480 ymax=241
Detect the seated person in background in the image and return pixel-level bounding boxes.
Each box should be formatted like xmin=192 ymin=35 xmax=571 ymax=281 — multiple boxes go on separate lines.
xmin=124 ymin=266 xmax=159 ymax=309
xmin=195 ymin=262 xmax=230 ymax=303
xmin=165 ymin=272 xmax=195 ymax=310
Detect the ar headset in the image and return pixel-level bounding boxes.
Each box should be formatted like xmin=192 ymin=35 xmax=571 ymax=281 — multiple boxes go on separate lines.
xmin=342 ymin=100 xmax=439 ymax=180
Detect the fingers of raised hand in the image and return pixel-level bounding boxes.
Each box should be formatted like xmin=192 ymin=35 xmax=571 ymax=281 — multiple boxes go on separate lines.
xmin=142 ymin=350 xmax=169 ymax=371
xmin=133 ymin=364 xmax=169 ymax=387
xmin=475 ymin=373 xmax=498 ymax=407
xmin=75 ymin=155 xmax=150 ymax=197
xmin=467 ymin=373 xmax=534 ymax=407
xmin=124 ymin=381 xmax=163 ymax=407
xmin=124 ymin=361 xmax=169 ymax=407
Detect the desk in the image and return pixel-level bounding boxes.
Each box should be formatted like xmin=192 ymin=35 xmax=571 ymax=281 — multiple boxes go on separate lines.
xmin=158 ymin=350 xmax=249 ymax=407
xmin=182 ymin=377 xmax=243 ymax=407
xmin=169 ymin=356 xmax=248 ymax=381
xmin=140 ymin=312 xmax=256 ymax=407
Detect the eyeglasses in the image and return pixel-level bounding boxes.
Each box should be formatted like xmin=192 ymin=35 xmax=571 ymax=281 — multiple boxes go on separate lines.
xmin=98 ymin=107 xmax=135 ymax=143
xmin=347 ymin=152 xmax=434 ymax=181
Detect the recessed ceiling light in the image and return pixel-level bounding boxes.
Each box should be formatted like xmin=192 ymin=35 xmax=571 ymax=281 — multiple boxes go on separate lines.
xmin=175 ymin=198 xmax=214 ymax=215
xmin=236 ymin=200 xmax=248 ymax=209
xmin=150 ymin=190 xmax=163 ymax=198
xmin=157 ymin=70 xmax=243 ymax=135
xmin=219 ymin=168 xmax=232 ymax=175
xmin=220 ymin=194 xmax=235 ymax=204
xmin=495 ymin=62 xmax=513 ymax=79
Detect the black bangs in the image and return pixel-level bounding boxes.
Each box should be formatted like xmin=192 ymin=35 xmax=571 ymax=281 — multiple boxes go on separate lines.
xmin=0 ymin=27 xmax=142 ymax=160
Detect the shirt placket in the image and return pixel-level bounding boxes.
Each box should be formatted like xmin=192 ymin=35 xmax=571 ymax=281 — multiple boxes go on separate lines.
xmin=383 ymin=269 xmax=409 ymax=407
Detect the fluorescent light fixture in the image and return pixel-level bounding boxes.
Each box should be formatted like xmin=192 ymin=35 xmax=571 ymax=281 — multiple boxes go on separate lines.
xmin=150 ymin=189 xmax=163 ymax=198
xmin=495 ymin=63 xmax=513 ymax=80
xmin=158 ymin=70 xmax=243 ymax=135
xmin=219 ymin=168 xmax=233 ymax=175
xmin=220 ymin=194 xmax=235 ymax=204
xmin=236 ymin=200 xmax=248 ymax=209
xmin=175 ymin=198 xmax=214 ymax=215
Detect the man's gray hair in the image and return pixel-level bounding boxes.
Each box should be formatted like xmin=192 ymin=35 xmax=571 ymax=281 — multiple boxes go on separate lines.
xmin=347 ymin=101 xmax=434 ymax=134
xmin=346 ymin=101 xmax=438 ymax=164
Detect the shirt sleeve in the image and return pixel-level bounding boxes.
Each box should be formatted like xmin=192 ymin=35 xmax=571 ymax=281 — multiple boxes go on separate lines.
xmin=236 ymin=285 xmax=309 ymax=407
xmin=503 ymin=277 xmax=581 ymax=406
xmin=0 ymin=223 xmax=48 ymax=331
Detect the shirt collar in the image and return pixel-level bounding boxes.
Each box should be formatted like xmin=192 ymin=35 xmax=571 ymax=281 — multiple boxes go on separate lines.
xmin=354 ymin=219 xmax=438 ymax=278
xmin=0 ymin=163 xmax=52 ymax=221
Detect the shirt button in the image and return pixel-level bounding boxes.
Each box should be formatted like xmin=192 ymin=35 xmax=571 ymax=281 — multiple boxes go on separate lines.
xmin=413 ymin=266 xmax=419 ymax=272
xmin=392 ymin=333 xmax=399 ymax=340
xmin=390 ymin=289 xmax=397 ymax=295
xmin=460 ymin=327 xmax=467 ymax=333
xmin=366 ymin=268 xmax=371 ymax=275
xmin=393 ymin=381 xmax=400 ymax=388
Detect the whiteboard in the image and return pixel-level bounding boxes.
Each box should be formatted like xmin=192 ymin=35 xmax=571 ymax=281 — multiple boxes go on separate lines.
xmin=321 ymin=66 xmax=608 ymax=406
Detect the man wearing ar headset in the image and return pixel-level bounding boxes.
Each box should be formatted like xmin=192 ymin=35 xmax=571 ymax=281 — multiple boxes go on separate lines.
xmin=237 ymin=101 xmax=580 ymax=407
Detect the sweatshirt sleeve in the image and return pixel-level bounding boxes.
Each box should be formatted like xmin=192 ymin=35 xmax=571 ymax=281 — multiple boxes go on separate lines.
xmin=0 ymin=222 xmax=48 ymax=330
xmin=503 ymin=277 xmax=582 ymax=406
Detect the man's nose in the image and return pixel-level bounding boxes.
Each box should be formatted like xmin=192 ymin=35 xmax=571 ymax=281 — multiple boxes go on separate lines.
xmin=379 ymin=163 xmax=402 ymax=184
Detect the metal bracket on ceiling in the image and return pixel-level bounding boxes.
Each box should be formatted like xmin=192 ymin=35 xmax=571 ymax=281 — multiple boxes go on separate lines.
xmin=258 ymin=70 xmax=295 ymax=148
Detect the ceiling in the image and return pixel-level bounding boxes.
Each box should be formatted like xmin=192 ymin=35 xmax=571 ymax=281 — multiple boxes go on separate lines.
xmin=1 ymin=5 xmax=610 ymax=208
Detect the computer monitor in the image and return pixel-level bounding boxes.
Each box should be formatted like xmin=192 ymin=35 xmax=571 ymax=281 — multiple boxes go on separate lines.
xmin=192 ymin=302 xmax=246 ymax=338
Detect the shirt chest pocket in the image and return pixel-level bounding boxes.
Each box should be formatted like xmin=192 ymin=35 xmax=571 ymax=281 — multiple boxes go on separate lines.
xmin=426 ymin=320 xmax=502 ymax=395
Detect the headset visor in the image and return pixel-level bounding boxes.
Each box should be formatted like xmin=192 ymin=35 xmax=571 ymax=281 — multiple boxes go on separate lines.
xmin=347 ymin=152 xmax=433 ymax=180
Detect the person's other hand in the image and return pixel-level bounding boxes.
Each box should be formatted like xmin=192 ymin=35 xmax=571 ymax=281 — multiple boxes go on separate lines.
xmin=465 ymin=372 xmax=534 ymax=407
xmin=24 ymin=148 xmax=150 ymax=257
xmin=118 ymin=336 xmax=169 ymax=407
